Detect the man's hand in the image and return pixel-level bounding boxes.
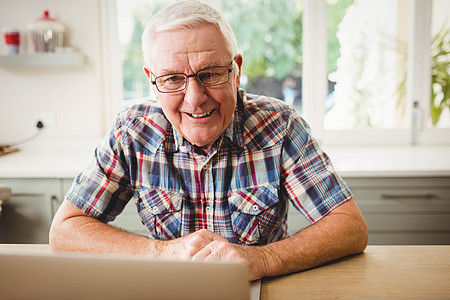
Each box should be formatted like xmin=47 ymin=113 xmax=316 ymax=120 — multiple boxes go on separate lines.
xmin=168 ymin=199 xmax=367 ymax=281
xmin=162 ymin=229 xmax=268 ymax=281
xmin=159 ymin=229 xmax=222 ymax=259
xmin=51 ymin=201 xmax=267 ymax=281
xmin=192 ymin=239 xmax=269 ymax=281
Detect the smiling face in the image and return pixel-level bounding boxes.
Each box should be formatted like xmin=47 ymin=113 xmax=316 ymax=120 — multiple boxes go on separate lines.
xmin=144 ymin=24 xmax=242 ymax=151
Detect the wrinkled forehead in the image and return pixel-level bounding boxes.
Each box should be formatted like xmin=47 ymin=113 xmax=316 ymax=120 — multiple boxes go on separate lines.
xmin=148 ymin=25 xmax=233 ymax=72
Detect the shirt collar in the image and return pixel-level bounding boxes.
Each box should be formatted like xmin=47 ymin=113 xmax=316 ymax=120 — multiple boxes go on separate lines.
xmin=223 ymin=89 xmax=245 ymax=148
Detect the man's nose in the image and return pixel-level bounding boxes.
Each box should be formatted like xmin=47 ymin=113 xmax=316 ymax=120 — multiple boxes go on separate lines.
xmin=184 ymin=76 xmax=208 ymax=106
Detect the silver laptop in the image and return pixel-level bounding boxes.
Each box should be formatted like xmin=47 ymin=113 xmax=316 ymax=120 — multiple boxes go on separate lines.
xmin=0 ymin=251 xmax=251 ymax=300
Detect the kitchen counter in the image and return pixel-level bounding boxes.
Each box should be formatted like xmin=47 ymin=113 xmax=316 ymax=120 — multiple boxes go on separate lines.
xmin=0 ymin=138 xmax=449 ymax=178
xmin=0 ymin=138 xmax=100 ymax=178
xmin=323 ymin=145 xmax=450 ymax=177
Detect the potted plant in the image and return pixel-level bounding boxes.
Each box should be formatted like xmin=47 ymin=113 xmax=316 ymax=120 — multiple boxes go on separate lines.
xmin=430 ymin=26 xmax=450 ymax=125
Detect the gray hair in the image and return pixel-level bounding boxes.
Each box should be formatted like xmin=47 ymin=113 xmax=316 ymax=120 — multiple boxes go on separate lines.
xmin=141 ymin=0 xmax=238 ymax=67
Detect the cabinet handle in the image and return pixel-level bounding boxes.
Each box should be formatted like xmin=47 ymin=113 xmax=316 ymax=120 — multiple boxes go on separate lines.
xmin=50 ymin=195 xmax=60 ymax=216
xmin=11 ymin=193 xmax=45 ymax=197
xmin=381 ymin=193 xmax=435 ymax=199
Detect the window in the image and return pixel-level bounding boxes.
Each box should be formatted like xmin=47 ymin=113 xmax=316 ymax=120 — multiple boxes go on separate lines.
xmin=223 ymin=0 xmax=303 ymax=113
xmin=304 ymin=0 xmax=449 ymax=145
xmin=116 ymin=0 xmax=170 ymax=101
xmin=325 ymin=0 xmax=404 ymax=130
xmin=108 ymin=0 xmax=449 ymax=146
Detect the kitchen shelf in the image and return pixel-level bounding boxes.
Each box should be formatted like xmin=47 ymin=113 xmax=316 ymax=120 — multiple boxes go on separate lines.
xmin=0 ymin=52 xmax=85 ymax=67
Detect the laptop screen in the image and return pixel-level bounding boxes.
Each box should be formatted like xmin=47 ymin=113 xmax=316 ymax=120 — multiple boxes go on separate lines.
xmin=0 ymin=251 xmax=251 ymax=300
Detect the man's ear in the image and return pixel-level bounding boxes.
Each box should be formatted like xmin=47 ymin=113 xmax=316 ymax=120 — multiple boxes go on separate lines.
xmin=143 ymin=66 xmax=151 ymax=78
xmin=234 ymin=54 xmax=243 ymax=89
xmin=144 ymin=66 xmax=159 ymax=99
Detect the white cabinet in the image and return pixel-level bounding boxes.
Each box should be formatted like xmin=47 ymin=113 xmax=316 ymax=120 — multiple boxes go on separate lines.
xmin=346 ymin=177 xmax=450 ymax=245
xmin=0 ymin=178 xmax=63 ymax=244
xmin=0 ymin=177 xmax=148 ymax=243
xmin=287 ymin=177 xmax=450 ymax=245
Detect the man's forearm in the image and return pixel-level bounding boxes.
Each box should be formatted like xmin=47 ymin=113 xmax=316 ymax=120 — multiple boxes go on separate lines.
xmin=49 ymin=201 xmax=161 ymax=255
xmin=259 ymin=199 xmax=368 ymax=277
xmin=49 ymin=201 xmax=224 ymax=259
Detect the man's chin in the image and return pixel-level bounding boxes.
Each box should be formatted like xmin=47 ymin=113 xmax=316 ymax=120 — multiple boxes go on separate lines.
xmin=185 ymin=132 xmax=220 ymax=150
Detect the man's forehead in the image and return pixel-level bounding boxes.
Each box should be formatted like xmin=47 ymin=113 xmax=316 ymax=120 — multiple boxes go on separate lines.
xmin=155 ymin=60 xmax=223 ymax=75
xmin=148 ymin=25 xmax=232 ymax=71
xmin=149 ymin=47 xmax=230 ymax=75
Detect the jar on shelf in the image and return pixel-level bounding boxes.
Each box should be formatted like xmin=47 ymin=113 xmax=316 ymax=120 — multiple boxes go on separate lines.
xmin=28 ymin=10 xmax=65 ymax=53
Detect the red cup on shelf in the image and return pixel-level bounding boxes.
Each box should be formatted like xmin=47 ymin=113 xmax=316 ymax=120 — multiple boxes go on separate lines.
xmin=2 ymin=27 xmax=20 ymax=55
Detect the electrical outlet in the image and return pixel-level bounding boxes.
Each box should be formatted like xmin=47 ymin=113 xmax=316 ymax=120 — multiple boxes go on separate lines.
xmin=0 ymin=186 xmax=11 ymax=203
xmin=32 ymin=111 xmax=57 ymax=132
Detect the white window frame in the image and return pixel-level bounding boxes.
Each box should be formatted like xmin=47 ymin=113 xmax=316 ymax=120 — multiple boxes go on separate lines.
xmin=99 ymin=0 xmax=123 ymax=132
xmin=100 ymin=0 xmax=450 ymax=146
xmin=304 ymin=0 xmax=450 ymax=146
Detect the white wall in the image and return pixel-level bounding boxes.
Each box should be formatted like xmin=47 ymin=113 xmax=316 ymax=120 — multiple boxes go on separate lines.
xmin=0 ymin=0 xmax=106 ymax=143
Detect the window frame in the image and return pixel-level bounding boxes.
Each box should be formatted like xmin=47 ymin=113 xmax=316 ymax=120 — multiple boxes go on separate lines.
xmin=99 ymin=0 xmax=123 ymax=132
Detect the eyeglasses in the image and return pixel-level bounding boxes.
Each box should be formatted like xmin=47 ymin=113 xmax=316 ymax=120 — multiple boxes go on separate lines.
xmin=151 ymin=62 xmax=233 ymax=93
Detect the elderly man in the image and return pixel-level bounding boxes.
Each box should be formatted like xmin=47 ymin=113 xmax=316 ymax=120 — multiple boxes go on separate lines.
xmin=50 ymin=0 xmax=367 ymax=281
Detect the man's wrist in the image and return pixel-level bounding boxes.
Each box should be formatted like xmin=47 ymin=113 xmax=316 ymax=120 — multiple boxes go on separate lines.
xmin=155 ymin=239 xmax=168 ymax=257
xmin=141 ymin=237 xmax=167 ymax=257
xmin=257 ymin=244 xmax=283 ymax=278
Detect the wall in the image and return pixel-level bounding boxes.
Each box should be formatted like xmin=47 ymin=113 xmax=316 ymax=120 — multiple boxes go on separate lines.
xmin=0 ymin=0 xmax=106 ymax=143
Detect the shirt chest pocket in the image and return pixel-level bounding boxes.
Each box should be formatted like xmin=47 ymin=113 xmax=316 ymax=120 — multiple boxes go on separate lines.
xmin=137 ymin=188 xmax=183 ymax=240
xmin=228 ymin=184 xmax=283 ymax=245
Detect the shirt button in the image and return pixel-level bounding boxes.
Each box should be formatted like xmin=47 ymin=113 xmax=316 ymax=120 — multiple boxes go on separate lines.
xmin=205 ymin=206 xmax=211 ymax=212
xmin=252 ymin=204 xmax=259 ymax=211
xmin=152 ymin=206 xmax=159 ymax=214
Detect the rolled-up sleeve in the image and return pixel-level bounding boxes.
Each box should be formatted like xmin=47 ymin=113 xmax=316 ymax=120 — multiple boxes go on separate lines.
xmin=65 ymin=119 xmax=134 ymax=223
xmin=281 ymin=113 xmax=353 ymax=223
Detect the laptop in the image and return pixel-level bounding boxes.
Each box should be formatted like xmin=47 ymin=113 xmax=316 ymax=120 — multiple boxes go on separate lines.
xmin=0 ymin=251 xmax=252 ymax=300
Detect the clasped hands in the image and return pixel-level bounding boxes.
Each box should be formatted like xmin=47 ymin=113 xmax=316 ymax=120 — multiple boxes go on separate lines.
xmin=156 ymin=229 xmax=268 ymax=281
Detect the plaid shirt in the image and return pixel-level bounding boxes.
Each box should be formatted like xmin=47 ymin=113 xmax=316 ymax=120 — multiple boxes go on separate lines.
xmin=66 ymin=90 xmax=352 ymax=245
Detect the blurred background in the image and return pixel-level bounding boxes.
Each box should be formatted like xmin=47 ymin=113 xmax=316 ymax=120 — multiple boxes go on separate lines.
xmin=0 ymin=0 xmax=449 ymax=245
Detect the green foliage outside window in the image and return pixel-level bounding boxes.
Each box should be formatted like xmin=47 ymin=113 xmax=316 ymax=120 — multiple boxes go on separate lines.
xmin=327 ymin=0 xmax=354 ymax=73
xmin=396 ymin=25 xmax=450 ymax=126
xmin=121 ymin=1 xmax=169 ymax=100
xmin=430 ymin=26 xmax=450 ymax=125
xmin=223 ymin=0 xmax=303 ymax=80
xmin=120 ymin=0 xmax=353 ymax=100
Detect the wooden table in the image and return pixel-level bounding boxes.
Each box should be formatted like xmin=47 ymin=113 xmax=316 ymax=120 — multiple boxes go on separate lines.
xmin=1 ymin=245 xmax=449 ymax=299
xmin=261 ymin=245 xmax=450 ymax=299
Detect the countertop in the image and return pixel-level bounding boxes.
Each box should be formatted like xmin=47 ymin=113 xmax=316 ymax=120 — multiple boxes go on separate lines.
xmin=0 ymin=138 xmax=449 ymax=178
xmin=322 ymin=144 xmax=450 ymax=177
xmin=0 ymin=138 xmax=99 ymax=178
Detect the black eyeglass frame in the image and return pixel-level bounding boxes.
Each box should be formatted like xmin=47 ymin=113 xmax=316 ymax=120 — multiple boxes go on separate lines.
xmin=150 ymin=61 xmax=234 ymax=93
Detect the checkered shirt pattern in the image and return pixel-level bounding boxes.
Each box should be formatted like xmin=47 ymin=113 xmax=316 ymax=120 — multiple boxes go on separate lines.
xmin=66 ymin=90 xmax=353 ymax=245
